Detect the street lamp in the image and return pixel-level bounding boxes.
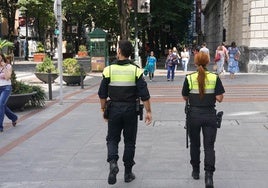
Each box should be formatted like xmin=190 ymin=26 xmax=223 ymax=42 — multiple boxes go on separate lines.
xmin=20 ymin=6 xmax=29 ymax=60
xmin=147 ymin=13 xmax=152 ymax=29
xmin=0 ymin=12 xmax=2 ymax=38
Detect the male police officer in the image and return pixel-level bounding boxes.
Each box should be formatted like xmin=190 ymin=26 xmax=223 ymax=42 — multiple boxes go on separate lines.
xmin=98 ymin=40 xmax=152 ymax=185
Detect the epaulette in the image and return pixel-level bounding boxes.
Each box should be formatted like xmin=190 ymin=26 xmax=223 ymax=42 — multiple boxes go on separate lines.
xmin=129 ymin=60 xmax=140 ymax=68
xmin=186 ymin=71 xmax=197 ymax=76
xmin=207 ymin=71 xmax=218 ymax=76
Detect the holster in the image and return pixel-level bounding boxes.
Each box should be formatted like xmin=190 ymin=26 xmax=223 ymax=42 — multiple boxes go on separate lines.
xmin=136 ymin=99 xmax=144 ymax=121
xmin=103 ymin=100 xmax=112 ymax=119
xmin=216 ymin=111 xmax=224 ymax=128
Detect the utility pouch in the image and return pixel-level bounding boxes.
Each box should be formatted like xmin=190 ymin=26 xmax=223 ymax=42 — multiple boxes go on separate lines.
xmin=103 ymin=100 xmax=112 ymax=119
xmin=216 ymin=111 xmax=224 ymax=128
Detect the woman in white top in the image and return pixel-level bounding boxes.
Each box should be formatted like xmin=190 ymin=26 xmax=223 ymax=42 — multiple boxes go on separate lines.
xmin=0 ymin=53 xmax=18 ymax=132
xmin=172 ymin=47 xmax=180 ymax=70
xmin=181 ymin=47 xmax=190 ymax=72
xmin=215 ymin=45 xmax=225 ymax=76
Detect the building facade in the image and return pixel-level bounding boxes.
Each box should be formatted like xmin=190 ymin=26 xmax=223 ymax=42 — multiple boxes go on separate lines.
xmin=203 ymin=0 xmax=268 ymax=72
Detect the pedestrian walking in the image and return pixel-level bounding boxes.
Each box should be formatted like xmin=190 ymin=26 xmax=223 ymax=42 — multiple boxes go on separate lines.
xmin=181 ymin=51 xmax=225 ymax=188
xmin=0 ymin=53 xmax=18 ymax=132
xmin=165 ymin=48 xmax=178 ymax=81
xmin=181 ymin=47 xmax=190 ymax=72
xmin=214 ymin=45 xmax=225 ymax=77
xmin=200 ymin=42 xmax=210 ymax=62
xmin=221 ymin=42 xmax=229 ymax=63
xmin=172 ymin=47 xmax=180 ymax=70
xmin=227 ymin=41 xmax=241 ymax=79
xmin=146 ymin=51 xmax=157 ymax=81
xmin=98 ymin=40 xmax=152 ymax=185
xmin=220 ymin=42 xmax=229 ymax=75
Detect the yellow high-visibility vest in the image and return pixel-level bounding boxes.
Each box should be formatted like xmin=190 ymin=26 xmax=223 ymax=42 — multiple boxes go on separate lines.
xmin=103 ymin=64 xmax=143 ymax=86
xmin=187 ymin=72 xmax=217 ymax=94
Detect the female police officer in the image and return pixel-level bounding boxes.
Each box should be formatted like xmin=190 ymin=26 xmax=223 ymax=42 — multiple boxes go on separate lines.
xmin=98 ymin=40 xmax=152 ymax=185
xmin=181 ymin=52 xmax=225 ymax=188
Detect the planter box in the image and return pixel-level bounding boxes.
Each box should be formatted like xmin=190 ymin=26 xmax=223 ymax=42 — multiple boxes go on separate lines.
xmin=63 ymin=75 xmax=86 ymax=86
xmin=7 ymin=92 xmax=36 ymax=111
xmin=77 ymin=51 xmax=88 ymax=57
xmin=34 ymin=72 xmax=59 ymax=83
xmin=33 ymin=53 xmax=46 ymax=62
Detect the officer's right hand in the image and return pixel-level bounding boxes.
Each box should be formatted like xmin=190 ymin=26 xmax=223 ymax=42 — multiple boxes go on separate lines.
xmin=145 ymin=112 xmax=152 ymax=125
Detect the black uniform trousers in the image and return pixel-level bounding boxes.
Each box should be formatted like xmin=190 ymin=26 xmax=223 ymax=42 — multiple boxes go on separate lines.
xmin=106 ymin=102 xmax=138 ymax=168
xmin=188 ymin=109 xmax=217 ymax=173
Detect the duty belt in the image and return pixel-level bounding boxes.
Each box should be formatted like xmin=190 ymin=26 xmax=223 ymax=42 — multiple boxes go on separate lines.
xmin=189 ymin=106 xmax=216 ymax=114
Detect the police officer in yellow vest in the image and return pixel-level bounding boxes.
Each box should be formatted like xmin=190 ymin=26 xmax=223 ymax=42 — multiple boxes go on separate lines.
xmin=98 ymin=40 xmax=152 ymax=185
xmin=182 ymin=52 xmax=225 ymax=188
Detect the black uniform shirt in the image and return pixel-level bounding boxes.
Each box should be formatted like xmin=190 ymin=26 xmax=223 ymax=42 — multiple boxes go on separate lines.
xmin=98 ymin=60 xmax=150 ymax=102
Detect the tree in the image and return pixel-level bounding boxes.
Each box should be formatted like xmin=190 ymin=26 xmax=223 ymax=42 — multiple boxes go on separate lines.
xmin=147 ymin=0 xmax=194 ymax=57
xmin=17 ymin=0 xmax=55 ymax=42
xmin=117 ymin=0 xmax=131 ymax=40
xmin=1 ymin=0 xmax=194 ymax=61
xmin=0 ymin=0 xmax=19 ymax=40
xmin=62 ymin=0 xmax=119 ymax=51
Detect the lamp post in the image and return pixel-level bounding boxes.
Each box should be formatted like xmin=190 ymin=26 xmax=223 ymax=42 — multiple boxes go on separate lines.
xmin=25 ymin=8 xmax=29 ymax=60
xmin=134 ymin=0 xmax=151 ymax=67
xmin=134 ymin=2 xmax=139 ymax=66
xmin=20 ymin=7 xmax=29 ymax=60
xmin=0 ymin=12 xmax=2 ymax=38
xmin=17 ymin=27 xmax=21 ymax=57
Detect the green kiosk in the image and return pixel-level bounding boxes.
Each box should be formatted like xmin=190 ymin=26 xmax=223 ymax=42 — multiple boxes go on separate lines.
xmin=88 ymin=28 xmax=108 ymax=72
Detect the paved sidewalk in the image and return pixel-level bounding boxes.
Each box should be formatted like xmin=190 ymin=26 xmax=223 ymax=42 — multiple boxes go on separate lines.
xmin=0 ymin=60 xmax=268 ymax=188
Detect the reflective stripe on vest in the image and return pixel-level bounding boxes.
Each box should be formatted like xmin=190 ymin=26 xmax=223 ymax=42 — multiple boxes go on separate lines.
xmin=103 ymin=64 xmax=143 ymax=86
xmin=187 ymin=72 xmax=217 ymax=94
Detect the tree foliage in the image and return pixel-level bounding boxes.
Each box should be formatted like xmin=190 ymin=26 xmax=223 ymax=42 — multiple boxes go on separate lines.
xmin=0 ymin=0 xmax=19 ymax=39
xmin=17 ymin=0 xmax=55 ymax=41
xmin=149 ymin=0 xmax=194 ymax=45
xmin=62 ymin=0 xmax=119 ymax=39
xmin=1 ymin=0 xmax=194 ymax=58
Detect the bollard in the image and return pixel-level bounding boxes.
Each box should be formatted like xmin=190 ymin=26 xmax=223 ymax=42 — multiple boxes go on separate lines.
xmin=48 ymin=69 xmax=52 ymax=100
xmin=80 ymin=67 xmax=84 ymax=89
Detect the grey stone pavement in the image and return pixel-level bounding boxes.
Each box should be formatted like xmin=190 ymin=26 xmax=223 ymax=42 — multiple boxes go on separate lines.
xmin=0 ymin=58 xmax=268 ymax=188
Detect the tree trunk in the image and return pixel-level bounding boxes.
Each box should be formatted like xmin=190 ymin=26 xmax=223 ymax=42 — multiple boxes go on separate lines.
xmin=1 ymin=0 xmax=18 ymax=40
xmin=117 ymin=0 xmax=130 ymax=40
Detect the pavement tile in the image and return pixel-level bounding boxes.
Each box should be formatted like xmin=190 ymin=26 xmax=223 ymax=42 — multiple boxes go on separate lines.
xmin=0 ymin=59 xmax=268 ymax=187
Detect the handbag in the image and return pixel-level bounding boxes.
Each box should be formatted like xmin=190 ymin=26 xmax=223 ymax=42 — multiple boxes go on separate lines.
xmin=214 ymin=52 xmax=220 ymax=62
xmin=213 ymin=64 xmax=217 ymax=71
xmin=143 ymin=64 xmax=149 ymax=76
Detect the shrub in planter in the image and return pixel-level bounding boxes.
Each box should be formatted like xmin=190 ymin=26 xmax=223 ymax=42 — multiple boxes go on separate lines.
xmin=63 ymin=58 xmax=85 ymax=76
xmin=33 ymin=42 xmax=46 ymax=62
xmin=0 ymin=39 xmax=14 ymax=53
xmin=8 ymin=71 xmax=46 ymax=110
xmin=35 ymin=57 xmax=58 ymax=83
xmin=62 ymin=58 xmax=86 ymax=85
xmin=78 ymin=45 xmax=88 ymax=57
xmin=0 ymin=39 xmax=14 ymax=63
xmin=36 ymin=42 xmax=45 ymax=53
xmin=36 ymin=56 xmax=57 ymax=73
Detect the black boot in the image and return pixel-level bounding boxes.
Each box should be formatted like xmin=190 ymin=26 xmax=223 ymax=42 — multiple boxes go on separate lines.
xmin=108 ymin=160 xmax=119 ymax=185
xmin=205 ymin=172 xmax=214 ymax=188
xmin=192 ymin=170 xmax=200 ymax=180
xmin=124 ymin=167 xmax=135 ymax=183
xmin=191 ymin=166 xmax=200 ymax=180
